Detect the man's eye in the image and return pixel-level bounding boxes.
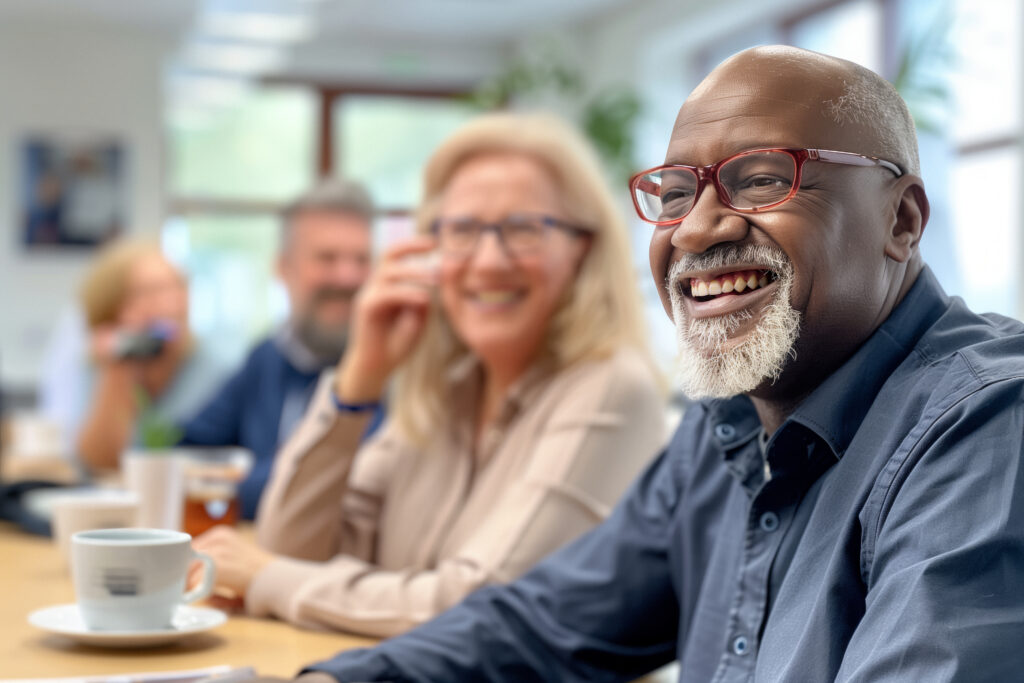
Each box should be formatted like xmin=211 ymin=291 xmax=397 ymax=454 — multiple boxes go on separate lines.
xmin=738 ymin=174 xmax=789 ymax=190
xmin=661 ymin=187 xmax=695 ymax=203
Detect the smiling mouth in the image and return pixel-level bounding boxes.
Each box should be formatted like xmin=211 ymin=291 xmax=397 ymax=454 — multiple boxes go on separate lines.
xmin=681 ymin=269 xmax=778 ymax=302
xmin=467 ymin=289 xmax=524 ymax=306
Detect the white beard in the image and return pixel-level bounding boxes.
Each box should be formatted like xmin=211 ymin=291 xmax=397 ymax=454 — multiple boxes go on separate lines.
xmin=668 ymin=245 xmax=801 ymax=398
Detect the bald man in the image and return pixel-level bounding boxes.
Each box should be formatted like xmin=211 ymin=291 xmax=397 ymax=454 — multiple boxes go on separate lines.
xmin=288 ymin=47 xmax=1024 ymax=682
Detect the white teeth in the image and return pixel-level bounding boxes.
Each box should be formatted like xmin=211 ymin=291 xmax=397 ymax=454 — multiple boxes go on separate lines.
xmin=688 ymin=270 xmax=774 ymax=299
xmin=474 ymin=291 xmax=518 ymax=304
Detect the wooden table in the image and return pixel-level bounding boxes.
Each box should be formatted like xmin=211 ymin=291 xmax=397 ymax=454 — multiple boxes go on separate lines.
xmin=0 ymin=522 xmax=376 ymax=679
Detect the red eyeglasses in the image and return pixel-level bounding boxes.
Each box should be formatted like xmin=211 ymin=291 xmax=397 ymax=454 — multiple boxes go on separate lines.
xmin=629 ymin=148 xmax=903 ymax=226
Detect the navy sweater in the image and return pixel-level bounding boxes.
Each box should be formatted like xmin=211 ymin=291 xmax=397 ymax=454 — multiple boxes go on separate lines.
xmin=179 ymin=338 xmax=322 ymax=520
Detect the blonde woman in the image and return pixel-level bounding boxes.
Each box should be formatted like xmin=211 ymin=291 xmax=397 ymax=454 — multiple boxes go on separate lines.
xmin=73 ymin=239 xmax=224 ymax=469
xmin=193 ymin=113 xmax=666 ymax=637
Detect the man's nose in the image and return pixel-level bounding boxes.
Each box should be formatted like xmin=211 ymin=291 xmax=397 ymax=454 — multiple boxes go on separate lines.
xmin=668 ymin=182 xmax=749 ymax=254
xmin=328 ymin=257 xmax=368 ymax=286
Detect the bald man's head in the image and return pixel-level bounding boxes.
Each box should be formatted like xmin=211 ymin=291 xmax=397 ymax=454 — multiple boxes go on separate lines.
xmin=650 ymin=45 xmax=930 ymax=405
xmin=687 ymin=46 xmax=920 ymax=175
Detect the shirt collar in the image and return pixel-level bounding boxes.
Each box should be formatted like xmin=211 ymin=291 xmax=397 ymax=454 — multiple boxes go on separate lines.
xmin=273 ymin=323 xmax=338 ymax=374
xmin=706 ymin=266 xmax=950 ymax=468
xmin=786 ymin=266 xmax=950 ymax=459
xmin=447 ymin=353 xmax=559 ymax=432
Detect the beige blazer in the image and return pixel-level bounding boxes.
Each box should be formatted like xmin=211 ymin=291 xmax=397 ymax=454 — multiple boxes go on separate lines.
xmin=247 ymin=348 xmax=665 ymax=637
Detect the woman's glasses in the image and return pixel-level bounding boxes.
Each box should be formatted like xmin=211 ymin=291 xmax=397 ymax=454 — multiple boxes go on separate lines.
xmin=431 ymin=213 xmax=589 ymax=258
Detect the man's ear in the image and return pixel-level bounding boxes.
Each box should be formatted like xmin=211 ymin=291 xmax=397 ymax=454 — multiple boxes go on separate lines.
xmin=884 ymin=176 xmax=930 ymax=263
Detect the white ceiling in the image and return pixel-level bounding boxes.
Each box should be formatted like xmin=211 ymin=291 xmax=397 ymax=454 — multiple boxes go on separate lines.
xmin=0 ymin=0 xmax=634 ymax=45
xmin=309 ymin=0 xmax=631 ymax=42
xmin=0 ymin=0 xmax=198 ymax=31
xmin=0 ymin=0 xmax=638 ymax=86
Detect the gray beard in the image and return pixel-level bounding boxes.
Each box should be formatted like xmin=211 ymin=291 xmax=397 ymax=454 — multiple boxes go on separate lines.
xmin=668 ymin=244 xmax=801 ymax=399
xmin=294 ymin=314 xmax=349 ymax=362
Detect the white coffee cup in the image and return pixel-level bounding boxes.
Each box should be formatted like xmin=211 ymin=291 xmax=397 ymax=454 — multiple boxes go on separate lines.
xmin=52 ymin=490 xmax=139 ymax=566
xmin=71 ymin=528 xmax=215 ymax=631
xmin=122 ymin=450 xmax=185 ymax=530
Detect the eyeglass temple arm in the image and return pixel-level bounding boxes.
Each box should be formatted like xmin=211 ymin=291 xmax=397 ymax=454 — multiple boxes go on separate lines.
xmin=634 ymin=178 xmax=661 ymax=195
xmin=811 ymin=149 xmax=903 ymax=177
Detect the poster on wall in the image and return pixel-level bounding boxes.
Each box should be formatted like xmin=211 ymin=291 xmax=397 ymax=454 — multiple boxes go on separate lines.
xmin=20 ymin=134 xmax=127 ymax=248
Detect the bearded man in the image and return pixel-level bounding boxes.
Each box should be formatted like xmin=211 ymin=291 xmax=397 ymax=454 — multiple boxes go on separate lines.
xmin=180 ymin=179 xmax=376 ymax=519
xmin=271 ymin=46 xmax=1024 ymax=682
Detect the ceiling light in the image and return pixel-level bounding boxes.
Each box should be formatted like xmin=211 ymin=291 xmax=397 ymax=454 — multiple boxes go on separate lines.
xmin=199 ymin=11 xmax=313 ymax=43
xmin=180 ymin=40 xmax=287 ymax=75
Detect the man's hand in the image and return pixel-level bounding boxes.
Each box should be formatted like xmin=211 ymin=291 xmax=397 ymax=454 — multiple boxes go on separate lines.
xmin=190 ymin=526 xmax=275 ymax=603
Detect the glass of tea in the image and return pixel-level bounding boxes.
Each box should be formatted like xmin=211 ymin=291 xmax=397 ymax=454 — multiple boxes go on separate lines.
xmin=180 ymin=448 xmax=253 ymax=537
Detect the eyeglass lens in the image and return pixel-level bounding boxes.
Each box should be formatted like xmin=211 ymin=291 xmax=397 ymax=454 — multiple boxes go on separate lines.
xmin=635 ymin=151 xmax=799 ymax=222
xmin=437 ymin=216 xmax=548 ymax=255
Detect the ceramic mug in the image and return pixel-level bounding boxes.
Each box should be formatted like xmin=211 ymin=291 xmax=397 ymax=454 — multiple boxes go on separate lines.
xmin=122 ymin=450 xmax=184 ymax=530
xmin=70 ymin=528 xmax=215 ymax=631
xmin=52 ymin=490 xmax=139 ymax=567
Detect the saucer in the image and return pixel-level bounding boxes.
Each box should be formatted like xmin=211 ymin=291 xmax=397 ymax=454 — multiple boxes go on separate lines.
xmin=28 ymin=603 xmax=227 ymax=648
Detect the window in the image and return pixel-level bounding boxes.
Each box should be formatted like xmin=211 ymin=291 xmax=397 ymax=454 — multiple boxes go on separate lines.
xmin=333 ymin=95 xmax=478 ymax=213
xmin=787 ymin=0 xmax=882 ymax=72
xmin=165 ymin=84 xmax=316 ymax=365
xmin=170 ymin=85 xmax=316 ymax=202
xmin=947 ymin=0 xmax=1022 ymax=316
xmin=165 ymin=83 xmax=475 ymax=364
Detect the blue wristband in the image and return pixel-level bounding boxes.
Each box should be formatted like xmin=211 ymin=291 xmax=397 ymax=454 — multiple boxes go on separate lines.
xmin=331 ymin=392 xmax=381 ymax=414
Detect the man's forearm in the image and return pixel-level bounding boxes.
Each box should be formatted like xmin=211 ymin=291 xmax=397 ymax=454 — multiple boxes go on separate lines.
xmin=77 ymin=369 xmax=137 ymax=469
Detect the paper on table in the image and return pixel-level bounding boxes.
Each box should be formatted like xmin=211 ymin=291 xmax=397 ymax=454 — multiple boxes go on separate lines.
xmin=1 ymin=664 xmax=256 ymax=683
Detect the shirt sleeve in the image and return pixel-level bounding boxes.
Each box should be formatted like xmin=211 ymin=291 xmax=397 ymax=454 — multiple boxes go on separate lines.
xmin=178 ymin=358 xmax=247 ymax=446
xmin=248 ymin=352 xmax=667 ymax=639
xmin=303 ymin=415 xmax=698 ymax=682
xmin=253 ymin=370 xmax=383 ymax=563
xmin=837 ymin=376 xmax=1024 ymax=682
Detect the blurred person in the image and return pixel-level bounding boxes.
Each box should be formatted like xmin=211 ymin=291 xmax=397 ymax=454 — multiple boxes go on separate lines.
xmin=263 ymin=46 xmax=1024 ymax=682
xmin=37 ymin=304 xmax=88 ymax=457
xmin=75 ymin=239 xmax=224 ymax=470
xmin=191 ymin=112 xmax=666 ymax=637
xmin=178 ymin=179 xmax=375 ymax=519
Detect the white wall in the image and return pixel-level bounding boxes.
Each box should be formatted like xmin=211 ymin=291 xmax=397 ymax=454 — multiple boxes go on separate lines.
xmin=0 ymin=21 xmax=174 ymax=392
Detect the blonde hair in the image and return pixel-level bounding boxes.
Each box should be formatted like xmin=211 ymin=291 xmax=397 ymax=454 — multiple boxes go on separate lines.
xmin=393 ymin=112 xmax=655 ymax=444
xmin=79 ymin=238 xmax=173 ymax=329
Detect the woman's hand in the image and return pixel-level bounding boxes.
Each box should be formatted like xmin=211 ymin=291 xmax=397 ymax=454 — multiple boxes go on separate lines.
xmin=335 ymin=236 xmax=439 ymax=403
xmin=190 ymin=526 xmax=275 ymax=605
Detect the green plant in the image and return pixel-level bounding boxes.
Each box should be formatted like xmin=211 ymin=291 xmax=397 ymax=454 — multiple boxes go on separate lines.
xmin=135 ymin=386 xmax=183 ymax=450
xmin=468 ymin=45 xmax=642 ymax=184
xmin=890 ymin=3 xmax=954 ymax=135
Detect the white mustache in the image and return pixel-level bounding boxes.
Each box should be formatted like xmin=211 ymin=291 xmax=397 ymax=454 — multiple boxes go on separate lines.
xmin=667 ymin=244 xmax=792 ymax=286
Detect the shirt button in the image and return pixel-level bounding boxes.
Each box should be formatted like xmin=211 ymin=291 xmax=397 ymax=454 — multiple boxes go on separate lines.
xmin=732 ymin=635 xmax=749 ymax=656
xmin=759 ymin=511 xmax=780 ymax=532
xmin=714 ymin=423 xmax=736 ymax=440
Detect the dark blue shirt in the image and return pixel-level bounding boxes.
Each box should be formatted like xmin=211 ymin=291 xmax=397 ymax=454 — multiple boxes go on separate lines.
xmin=311 ymin=268 xmax=1024 ymax=682
xmin=179 ymin=338 xmax=323 ymax=519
